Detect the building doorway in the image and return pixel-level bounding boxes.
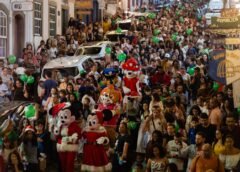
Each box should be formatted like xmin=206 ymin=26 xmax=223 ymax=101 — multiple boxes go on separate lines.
xmin=62 ymin=9 xmax=69 ymax=35
xmin=14 ymin=14 xmax=24 ymax=59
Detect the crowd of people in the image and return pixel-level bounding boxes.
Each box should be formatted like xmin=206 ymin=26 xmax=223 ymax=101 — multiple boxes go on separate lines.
xmin=1 ymin=0 xmax=240 ymax=172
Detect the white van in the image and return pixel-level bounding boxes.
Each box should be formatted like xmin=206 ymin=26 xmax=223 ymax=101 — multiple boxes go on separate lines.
xmin=40 ymin=55 xmax=94 ymax=81
xmin=104 ymin=30 xmax=128 ymax=43
xmin=74 ymin=41 xmax=112 ymax=61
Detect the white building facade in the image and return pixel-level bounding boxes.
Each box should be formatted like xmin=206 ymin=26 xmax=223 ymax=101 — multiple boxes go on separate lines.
xmin=0 ymin=0 xmax=76 ymax=59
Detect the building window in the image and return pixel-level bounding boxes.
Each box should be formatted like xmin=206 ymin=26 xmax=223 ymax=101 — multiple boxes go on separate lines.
xmin=0 ymin=10 xmax=7 ymax=58
xmin=49 ymin=6 xmax=56 ymax=37
xmin=34 ymin=2 xmax=42 ymax=36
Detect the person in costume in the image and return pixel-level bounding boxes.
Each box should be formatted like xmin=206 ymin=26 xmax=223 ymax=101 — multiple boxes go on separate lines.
xmin=122 ymin=57 xmax=142 ymax=112
xmin=81 ymin=111 xmax=112 ymax=172
xmin=50 ymin=102 xmax=82 ymax=172
xmin=19 ymin=125 xmax=39 ymax=171
xmin=98 ymin=83 xmax=122 ymax=147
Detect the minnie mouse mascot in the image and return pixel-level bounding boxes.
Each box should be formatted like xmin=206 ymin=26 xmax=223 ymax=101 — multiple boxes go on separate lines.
xmin=81 ymin=111 xmax=112 ymax=172
xmin=49 ymin=102 xmax=82 ymax=172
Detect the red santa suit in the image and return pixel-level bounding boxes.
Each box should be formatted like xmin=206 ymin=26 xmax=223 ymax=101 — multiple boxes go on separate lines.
xmin=123 ymin=77 xmax=139 ymax=96
xmin=81 ymin=112 xmax=112 ymax=172
xmin=50 ymin=103 xmax=82 ymax=172
xmin=57 ymin=121 xmax=81 ymax=172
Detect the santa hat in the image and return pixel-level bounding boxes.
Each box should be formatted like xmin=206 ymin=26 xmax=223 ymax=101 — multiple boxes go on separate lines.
xmin=25 ymin=125 xmax=35 ymax=133
xmin=49 ymin=102 xmax=71 ymax=117
xmin=122 ymin=58 xmax=140 ymax=71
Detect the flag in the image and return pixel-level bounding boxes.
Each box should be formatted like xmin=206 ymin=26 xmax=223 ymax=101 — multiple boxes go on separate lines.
xmin=208 ymin=49 xmax=240 ymax=85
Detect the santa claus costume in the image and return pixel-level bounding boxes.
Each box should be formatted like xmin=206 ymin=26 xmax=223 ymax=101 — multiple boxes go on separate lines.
xmin=81 ymin=111 xmax=112 ymax=172
xmin=50 ymin=103 xmax=82 ymax=172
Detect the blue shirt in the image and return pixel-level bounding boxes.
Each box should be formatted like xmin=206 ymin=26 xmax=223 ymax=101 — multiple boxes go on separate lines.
xmin=43 ymin=79 xmax=57 ymax=100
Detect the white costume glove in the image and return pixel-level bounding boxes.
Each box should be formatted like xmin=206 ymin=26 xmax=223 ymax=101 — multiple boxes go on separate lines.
xmin=123 ymin=86 xmax=131 ymax=94
xmin=96 ymin=137 xmax=109 ymax=145
xmin=70 ymin=133 xmax=78 ymax=143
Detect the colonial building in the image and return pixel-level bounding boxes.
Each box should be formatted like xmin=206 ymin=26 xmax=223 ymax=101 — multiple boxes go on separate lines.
xmin=0 ymin=0 xmax=75 ymax=59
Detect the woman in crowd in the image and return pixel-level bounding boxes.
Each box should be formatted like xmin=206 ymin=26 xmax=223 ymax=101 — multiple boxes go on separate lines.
xmin=149 ymin=93 xmax=164 ymax=114
xmin=145 ymin=130 xmax=164 ymax=160
xmin=212 ymin=129 xmax=225 ymax=156
xmin=44 ymin=88 xmax=58 ymax=111
xmin=68 ymin=93 xmax=82 ymax=120
xmin=48 ymin=40 xmax=58 ymax=60
xmin=219 ymin=135 xmax=240 ymax=171
xmin=0 ymin=137 xmax=15 ymax=171
xmin=6 ymin=151 xmax=24 ymax=172
xmin=112 ymin=122 xmax=132 ymax=172
xmin=143 ymin=105 xmax=167 ymax=137
xmin=185 ymin=105 xmax=202 ymax=132
xmin=19 ymin=126 xmax=39 ymax=172
xmin=12 ymin=79 xmax=29 ymax=101
xmin=146 ymin=144 xmax=168 ymax=172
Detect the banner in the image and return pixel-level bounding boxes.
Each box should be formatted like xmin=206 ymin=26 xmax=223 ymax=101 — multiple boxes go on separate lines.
xmin=208 ymin=50 xmax=226 ymax=84
xmin=225 ymin=38 xmax=240 ymax=45
xmin=210 ymin=16 xmax=240 ymax=29
xmin=208 ymin=50 xmax=240 ymax=85
xmin=75 ymin=0 xmax=93 ymax=9
xmin=233 ymin=80 xmax=240 ymax=108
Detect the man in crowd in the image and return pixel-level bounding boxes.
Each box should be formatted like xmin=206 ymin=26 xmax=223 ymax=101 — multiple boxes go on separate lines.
xmin=190 ymin=143 xmax=224 ymax=172
xmin=196 ymin=113 xmax=216 ymax=144
xmin=180 ymin=132 xmax=206 ymax=171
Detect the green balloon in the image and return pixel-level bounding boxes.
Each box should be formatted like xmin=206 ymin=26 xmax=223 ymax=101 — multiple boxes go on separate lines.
xmin=213 ymin=82 xmax=220 ymax=91
xmin=80 ymin=70 xmax=86 ymax=75
xmin=139 ymin=16 xmax=145 ymax=21
xmin=237 ymin=107 xmax=240 ymax=114
xmin=116 ymin=27 xmax=122 ymax=33
xmin=154 ymin=29 xmax=160 ymax=36
xmin=128 ymin=121 xmax=137 ymax=130
xmin=20 ymin=74 xmax=28 ymax=82
xmin=176 ymin=11 xmax=180 ymax=16
xmin=197 ymin=15 xmax=202 ymax=21
xmin=186 ymin=28 xmax=193 ymax=35
xmin=152 ymin=36 xmax=160 ymax=43
xmin=148 ymin=13 xmax=156 ymax=19
xmin=171 ymin=34 xmax=177 ymax=42
xmin=0 ymin=137 xmax=3 ymax=146
xmin=187 ymin=67 xmax=195 ymax=76
xmin=117 ymin=53 xmax=127 ymax=62
xmin=8 ymin=55 xmax=16 ymax=64
xmin=105 ymin=47 xmax=112 ymax=54
xmin=26 ymin=76 xmax=34 ymax=84
xmin=24 ymin=104 xmax=36 ymax=118
xmin=179 ymin=16 xmax=184 ymax=23
xmin=74 ymin=91 xmax=80 ymax=100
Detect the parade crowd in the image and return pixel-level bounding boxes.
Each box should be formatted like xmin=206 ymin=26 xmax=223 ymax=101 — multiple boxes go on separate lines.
xmin=1 ymin=0 xmax=240 ymax=172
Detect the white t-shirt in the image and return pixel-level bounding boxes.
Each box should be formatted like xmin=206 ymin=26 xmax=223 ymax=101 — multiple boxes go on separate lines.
xmin=167 ymin=140 xmax=188 ymax=170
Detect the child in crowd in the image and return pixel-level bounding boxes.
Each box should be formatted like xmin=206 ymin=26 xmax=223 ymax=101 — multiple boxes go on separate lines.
xmin=188 ymin=117 xmax=198 ymax=144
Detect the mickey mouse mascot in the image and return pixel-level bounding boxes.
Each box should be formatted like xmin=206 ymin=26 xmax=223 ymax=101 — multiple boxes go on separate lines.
xmin=81 ymin=111 xmax=112 ymax=172
xmin=49 ymin=102 xmax=82 ymax=172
